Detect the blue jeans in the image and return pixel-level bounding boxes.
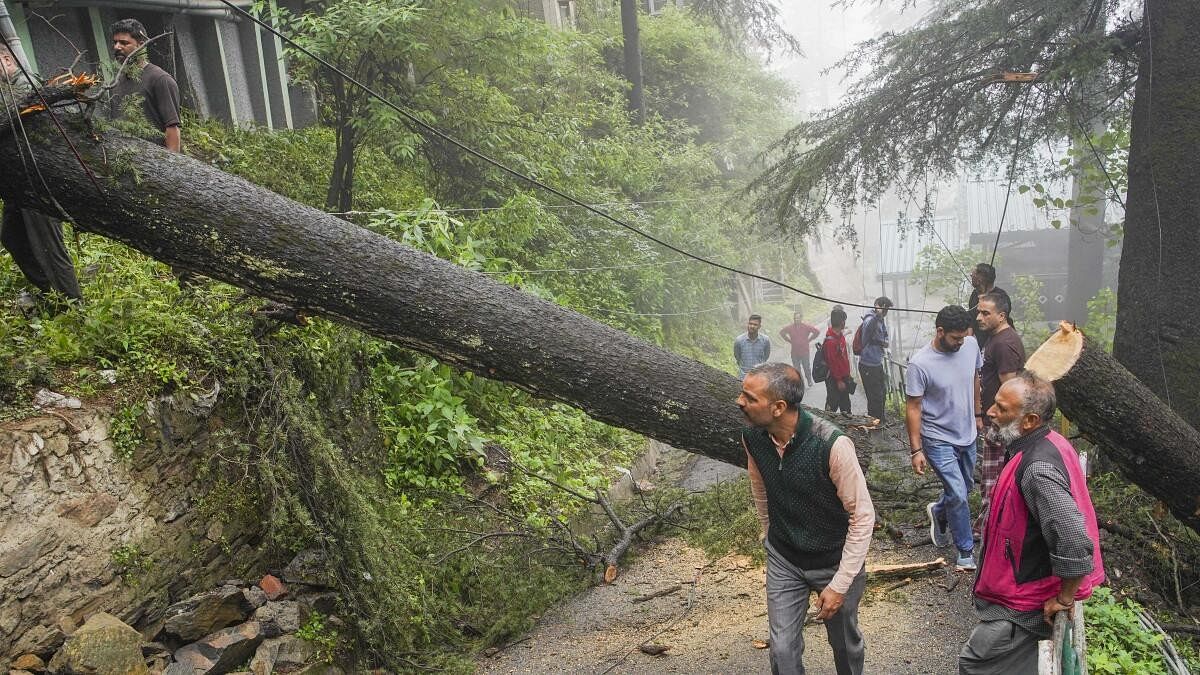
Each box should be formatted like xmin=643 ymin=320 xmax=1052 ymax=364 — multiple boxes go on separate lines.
xmin=924 ymin=437 xmax=976 ymax=555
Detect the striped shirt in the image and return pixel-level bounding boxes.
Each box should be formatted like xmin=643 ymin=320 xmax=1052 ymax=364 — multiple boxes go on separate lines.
xmin=734 ymin=332 xmax=771 ymax=377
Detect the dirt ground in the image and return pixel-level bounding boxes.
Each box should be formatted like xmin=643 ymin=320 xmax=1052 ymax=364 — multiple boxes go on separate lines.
xmin=478 ymin=426 xmax=980 ymax=675
xmin=477 ymin=536 xmax=976 ymax=674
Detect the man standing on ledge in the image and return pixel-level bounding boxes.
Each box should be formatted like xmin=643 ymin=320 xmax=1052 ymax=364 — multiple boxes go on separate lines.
xmin=734 ymin=313 xmax=771 ymax=380
xmin=110 ymin=19 xmax=180 ymax=152
xmin=906 ymin=305 xmax=983 ymax=571
xmin=0 ymin=46 xmax=83 ymax=309
xmin=960 ymin=372 xmax=1103 ymax=673
xmin=739 ymin=362 xmax=874 ymax=675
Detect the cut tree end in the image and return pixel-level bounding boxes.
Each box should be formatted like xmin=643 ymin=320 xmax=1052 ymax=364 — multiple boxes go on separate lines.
xmin=1025 ymin=321 xmax=1085 ymax=382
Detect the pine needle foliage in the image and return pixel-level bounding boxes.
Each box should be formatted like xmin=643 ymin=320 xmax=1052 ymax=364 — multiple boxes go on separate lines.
xmin=749 ymin=0 xmax=1141 ymax=242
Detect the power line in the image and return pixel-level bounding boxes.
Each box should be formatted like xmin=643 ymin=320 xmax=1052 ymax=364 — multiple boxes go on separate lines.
xmin=583 ymin=304 xmax=731 ymax=317
xmin=328 ymin=195 xmax=733 ymax=217
xmin=209 ymin=0 xmax=939 ymax=316
xmin=989 ymin=90 xmax=1031 ymax=267
xmin=482 ymin=239 xmax=783 ymax=275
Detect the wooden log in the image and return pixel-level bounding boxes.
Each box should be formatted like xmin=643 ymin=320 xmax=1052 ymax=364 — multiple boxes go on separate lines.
xmin=866 ymin=557 xmax=945 ymax=581
xmin=1025 ymin=322 xmax=1200 ymax=532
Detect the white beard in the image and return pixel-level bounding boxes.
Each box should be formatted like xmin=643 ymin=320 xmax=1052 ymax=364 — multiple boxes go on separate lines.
xmin=985 ymin=418 xmax=1024 ymax=446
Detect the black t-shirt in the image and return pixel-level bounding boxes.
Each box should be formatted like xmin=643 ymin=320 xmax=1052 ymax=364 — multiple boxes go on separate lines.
xmin=981 ymin=326 xmax=1026 ymax=414
xmin=110 ymin=62 xmax=180 ymax=138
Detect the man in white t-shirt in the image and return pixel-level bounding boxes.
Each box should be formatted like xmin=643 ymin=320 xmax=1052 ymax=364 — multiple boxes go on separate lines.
xmin=905 ymin=305 xmax=983 ymax=571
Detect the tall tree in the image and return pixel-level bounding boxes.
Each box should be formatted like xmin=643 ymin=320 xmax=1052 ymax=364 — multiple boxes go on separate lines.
xmin=1112 ymin=0 xmax=1200 ymax=428
xmin=747 ymin=0 xmax=1200 ymax=428
xmin=282 ymin=0 xmax=422 ymax=212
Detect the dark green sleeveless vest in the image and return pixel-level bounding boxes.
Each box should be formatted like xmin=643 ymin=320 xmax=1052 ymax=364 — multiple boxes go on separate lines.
xmin=743 ymin=410 xmax=847 ymax=569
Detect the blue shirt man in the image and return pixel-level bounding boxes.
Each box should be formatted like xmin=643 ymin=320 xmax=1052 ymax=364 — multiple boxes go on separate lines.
xmin=734 ymin=314 xmax=771 ymax=379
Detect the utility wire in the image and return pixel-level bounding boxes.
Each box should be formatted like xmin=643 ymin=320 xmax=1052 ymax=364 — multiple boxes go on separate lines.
xmin=210 ymin=0 xmax=938 ymax=316
xmin=989 ymin=90 xmax=1031 ymax=268
xmin=328 ymin=195 xmax=733 ymax=217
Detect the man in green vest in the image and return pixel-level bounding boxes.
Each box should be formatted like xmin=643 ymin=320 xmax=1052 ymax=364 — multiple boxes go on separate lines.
xmin=739 ymin=362 xmax=876 ymax=674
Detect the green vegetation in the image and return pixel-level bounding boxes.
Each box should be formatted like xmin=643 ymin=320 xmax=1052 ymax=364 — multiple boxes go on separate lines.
xmin=297 ymin=612 xmax=340 ymax=664
xmin=0 ymin=2 xmax=801 ymax=669
xmin=1086 ymin=587 xmax=1169 ymax=674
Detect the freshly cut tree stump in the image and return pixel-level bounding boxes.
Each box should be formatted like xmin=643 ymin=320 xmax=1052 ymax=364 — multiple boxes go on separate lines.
xmin=1026 ymin=322 xmax=1200 ymax=532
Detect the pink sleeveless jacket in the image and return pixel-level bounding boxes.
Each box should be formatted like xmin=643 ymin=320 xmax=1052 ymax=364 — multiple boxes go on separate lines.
xmin=974 ymin=429 xmax=1105 ymax=612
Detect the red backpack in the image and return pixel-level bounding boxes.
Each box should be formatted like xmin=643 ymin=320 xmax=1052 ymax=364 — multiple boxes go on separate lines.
xmin=851 ymin=316 xmax=870 ymax=356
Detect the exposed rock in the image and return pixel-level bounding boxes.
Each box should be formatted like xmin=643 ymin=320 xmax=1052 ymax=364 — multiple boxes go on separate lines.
xmin=165 ymin=622 xmax=264 ymax=675
xmin=270 ymin=637 xmax=314 ymax=674
xmin=280 ymin=551 xmax=334 ymax=588
xmin=12 ymin=669 xmax=35 ymax=675
xmin=247 ymin=639 xmax=280 ymax=675
xmin=0 ymin=408 xmax=270 ymax=657
xmin=252 ymin=602 xmax=300 ymax=638
xmin=163 ymin=586 xmax=253 ymax=642
xmin=241 ymin=587 xmax=267 ymax=610
xmin=296 ymin=593 xmax=338 ymax=619
xmin=257 ymin=576 xmax=286 ymax=602
xmin=248 ymin=634 xmax=316 ymax=675
xmin=11 ymin=654 xmax=46 ymax=672
xmin=11 ymin=623 xmax=67 ymax=658
xmin=46 ymin=612 xmax=148 ymax=675
xmin=33 ymin=389 xmax=82 ymax=410
xmin=54 ymin=494 xmax=119 ymax=528
xmin=142 ymin=641 xmax=171 ymax=675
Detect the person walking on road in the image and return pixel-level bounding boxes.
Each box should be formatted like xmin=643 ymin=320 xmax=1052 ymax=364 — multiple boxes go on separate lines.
xmin=906 ymin=305 xmax=983 ymax=571
xmin=959 ymin=372 xmax=1104 ymax=674
xmin=823 ymin=308 xmax=853 ymax=414
xmin=780 ymin=311 xmax=820 ymax=386
xmin=857 ymin=297 xmax=892 ymax=423
xmin=739 ymin=362 xmax=874 ymax=675
xmin=734 ymin=314 xmax=771 ymax=380
xmin=974 ymin=290 xmax=1025 ymax=533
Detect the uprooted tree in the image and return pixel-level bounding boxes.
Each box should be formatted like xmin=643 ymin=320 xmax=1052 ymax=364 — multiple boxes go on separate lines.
xmin=1 ymin=83 xmax=1199 ymax=533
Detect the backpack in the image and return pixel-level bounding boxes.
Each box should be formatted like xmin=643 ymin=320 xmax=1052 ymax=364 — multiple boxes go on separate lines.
xmin=851 ymin=316 xmax=871 ymax=356
xmin=812 ymin=338 xmax=830 ymax=383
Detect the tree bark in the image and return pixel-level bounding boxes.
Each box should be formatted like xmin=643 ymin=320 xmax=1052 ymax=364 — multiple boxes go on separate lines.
xmin=619 ymin=0 xmax=645 ymax=124
xmin=0 ymin=109 xmax=755 ymax=466
xmin=1114 ymin=0 xmax=1200 ymax=430
xmin=1026 ymin=323 xmax=1200 ymax=532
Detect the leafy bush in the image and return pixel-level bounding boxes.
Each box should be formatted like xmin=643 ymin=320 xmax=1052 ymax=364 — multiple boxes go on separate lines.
xmin=1086 ymin=587 xmax=1168 ymax=674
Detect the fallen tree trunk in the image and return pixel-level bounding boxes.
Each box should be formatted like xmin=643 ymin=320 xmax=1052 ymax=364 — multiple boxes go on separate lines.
xmin=0 ymin=102 xmax=797 ymax=467
xmin=1026 ymin=322 xmax=1200 ymax=532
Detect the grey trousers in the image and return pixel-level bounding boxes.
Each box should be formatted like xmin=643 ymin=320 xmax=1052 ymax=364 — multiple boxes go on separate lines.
xmin=958 ymin=620 xmax=1040 ymax=674
xmin=766 ymin=540 xmax=866 ymax=675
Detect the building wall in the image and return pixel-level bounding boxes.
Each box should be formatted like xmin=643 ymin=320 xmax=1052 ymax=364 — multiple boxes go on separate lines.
xmin=5 ymin=0 xmax=312 ymax=129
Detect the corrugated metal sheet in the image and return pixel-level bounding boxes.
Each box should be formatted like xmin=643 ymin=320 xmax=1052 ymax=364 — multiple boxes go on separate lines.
xmin=959 ymin=177 xmax=1065 ymax=235
xmin=877 ymin=216 xmax=960 ymax=279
